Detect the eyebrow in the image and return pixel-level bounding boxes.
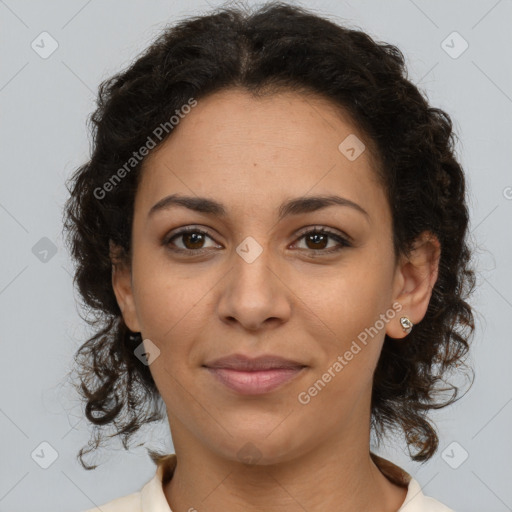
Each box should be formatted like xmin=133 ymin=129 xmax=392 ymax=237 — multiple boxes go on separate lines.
xmin=148 ymin=193 xmax=370 ymax=223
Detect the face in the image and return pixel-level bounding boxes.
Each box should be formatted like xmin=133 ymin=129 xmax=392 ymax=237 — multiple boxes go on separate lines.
xmin=112 ymin=87 xmax=429 ymax=465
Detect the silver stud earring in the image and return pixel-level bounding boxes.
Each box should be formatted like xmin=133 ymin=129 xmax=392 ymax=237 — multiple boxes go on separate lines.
xmin=400 ymin=316 xmax=413 ymax=334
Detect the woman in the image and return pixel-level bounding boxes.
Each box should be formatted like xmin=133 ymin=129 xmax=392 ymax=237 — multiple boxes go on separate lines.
xmin=64 ymin=3 xmax=475 ymax=511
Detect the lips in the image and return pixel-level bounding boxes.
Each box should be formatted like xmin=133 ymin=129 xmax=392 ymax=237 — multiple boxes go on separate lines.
xmin=203 ymin=353 xmax=306 ymax=371
xmin=203 ymin=354 xmax=307 ymax=395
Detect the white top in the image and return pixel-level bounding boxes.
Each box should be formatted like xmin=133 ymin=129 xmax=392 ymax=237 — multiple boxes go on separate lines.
xmin=81 ymin=453 xmax=454 ymax=512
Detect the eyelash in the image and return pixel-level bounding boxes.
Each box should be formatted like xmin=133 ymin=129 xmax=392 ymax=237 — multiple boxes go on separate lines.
xmin=163 ymin=226 xmax=352 ymax=256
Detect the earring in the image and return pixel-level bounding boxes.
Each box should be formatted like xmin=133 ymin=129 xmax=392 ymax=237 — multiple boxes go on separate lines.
xmin=400 ymin=316 xmax=413 ymax=334
xmin=128 ymin=331 xmax=141 ymax=342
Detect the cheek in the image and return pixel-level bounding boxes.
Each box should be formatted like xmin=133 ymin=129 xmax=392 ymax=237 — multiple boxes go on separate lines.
xmin=296 ymin=258 xmax=391 ymax=329
xmin=295 ymin=262 xmax=392 ymax=376
xmin=132 ymin=254 xmax=209 ymax=338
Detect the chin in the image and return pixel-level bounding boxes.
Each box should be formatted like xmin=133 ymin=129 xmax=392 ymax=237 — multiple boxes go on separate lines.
xmin=209 ymin=428 xmax=307 ymax=467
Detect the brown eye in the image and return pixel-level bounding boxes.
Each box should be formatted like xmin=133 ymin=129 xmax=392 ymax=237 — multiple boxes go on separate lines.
xmin=304 ymin=232 xmax=329 ymax=250
xmin=180 ymin=232 xmax=207 ymax=250
xmin=165 ymin=227 xmax=220 ymax=253
xmin=294 ymin=227 xmax=351 ymax=254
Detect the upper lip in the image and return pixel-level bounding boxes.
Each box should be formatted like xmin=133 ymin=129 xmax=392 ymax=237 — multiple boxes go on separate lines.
xmin=203 ymin=354 xmax=307 ymax=371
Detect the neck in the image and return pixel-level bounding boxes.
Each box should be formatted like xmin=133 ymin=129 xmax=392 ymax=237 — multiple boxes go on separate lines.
xmin=163 ymin=426 xmax=408 ymax=512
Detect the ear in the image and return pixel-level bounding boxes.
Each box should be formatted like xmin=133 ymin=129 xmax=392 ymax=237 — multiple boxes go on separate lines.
xmin=109 ymin=240 xmax=142 ymax=333
xmin=386 ymin=231 xmax=441 ymax=339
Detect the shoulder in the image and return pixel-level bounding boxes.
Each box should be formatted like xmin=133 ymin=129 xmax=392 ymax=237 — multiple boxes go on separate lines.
xmin=370 ymin=453 xmax=455 ymax=512
xmin=77 ymin=453 xmax=177 ymax=512
xmin=80 ymin=491 xmax=141 ymax=512
xmin=400 ymin=477 xmax=455 ymax=512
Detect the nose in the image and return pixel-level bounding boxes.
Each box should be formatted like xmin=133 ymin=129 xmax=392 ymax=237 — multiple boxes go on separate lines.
xmin=216 ymin=244 xmax=292 ymax=332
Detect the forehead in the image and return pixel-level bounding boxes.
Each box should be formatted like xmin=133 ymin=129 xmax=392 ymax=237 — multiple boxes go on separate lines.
xmin=136 ymin=88 xmax=387 ymax=223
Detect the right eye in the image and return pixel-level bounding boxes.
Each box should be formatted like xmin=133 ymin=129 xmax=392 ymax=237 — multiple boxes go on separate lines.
xmin=164 ymin=226 xmax=222 ymax=253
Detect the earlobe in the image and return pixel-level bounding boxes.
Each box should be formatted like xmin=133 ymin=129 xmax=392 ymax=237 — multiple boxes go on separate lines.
xmin=386 ymin=231 xmax=441 ymax=340
xmin=110 ymin=240 xmax=141 ymax=333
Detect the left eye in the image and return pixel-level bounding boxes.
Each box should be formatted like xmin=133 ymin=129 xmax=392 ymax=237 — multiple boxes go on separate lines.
xmin=293 ymin=228 xmax=351 ymax=253
xmin=164 ymin=227 xmax=351 ymax=254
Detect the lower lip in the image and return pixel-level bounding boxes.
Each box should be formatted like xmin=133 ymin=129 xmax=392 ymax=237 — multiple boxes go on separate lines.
xmin=205 ymin=367 xmax=306 ymax=395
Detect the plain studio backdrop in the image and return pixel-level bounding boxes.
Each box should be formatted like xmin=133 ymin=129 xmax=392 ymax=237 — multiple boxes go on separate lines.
xmin=0 ymin=1 xmax=511 ymax=511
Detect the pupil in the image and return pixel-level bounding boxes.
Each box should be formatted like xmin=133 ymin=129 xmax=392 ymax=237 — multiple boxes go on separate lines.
xmin=185 ymin=232 xmax=204 ymax=249
xmin=308 ymin=233 xmax=327 ymax=249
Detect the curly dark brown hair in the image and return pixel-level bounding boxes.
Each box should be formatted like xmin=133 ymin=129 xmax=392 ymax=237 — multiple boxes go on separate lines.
xmin=63 ymin=1 xmax=476 ymax=470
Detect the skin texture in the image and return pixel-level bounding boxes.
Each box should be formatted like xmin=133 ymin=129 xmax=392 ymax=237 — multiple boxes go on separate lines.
xmin=112 ymin=88 xmax=441 ymax=512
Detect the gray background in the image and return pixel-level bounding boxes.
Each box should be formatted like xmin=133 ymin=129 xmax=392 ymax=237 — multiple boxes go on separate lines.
xmin=1 ymin=0 xmax=511 ymax=511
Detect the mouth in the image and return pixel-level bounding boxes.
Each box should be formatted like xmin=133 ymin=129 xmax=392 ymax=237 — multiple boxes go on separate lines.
xmin=202 ymin=354 xmax=308 ymax=395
